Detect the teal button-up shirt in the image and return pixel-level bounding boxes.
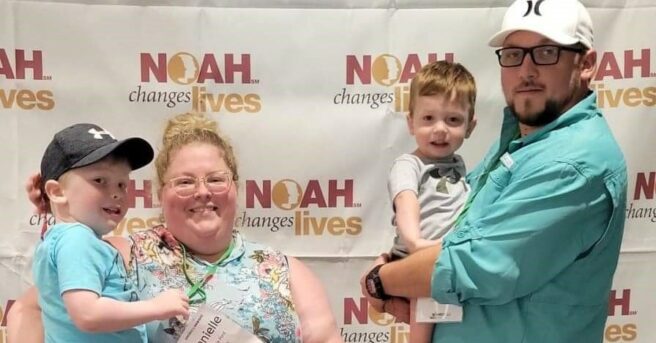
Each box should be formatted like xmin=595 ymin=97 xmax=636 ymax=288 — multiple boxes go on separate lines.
xmin=431 ymin=92 xmax=627 ymax=343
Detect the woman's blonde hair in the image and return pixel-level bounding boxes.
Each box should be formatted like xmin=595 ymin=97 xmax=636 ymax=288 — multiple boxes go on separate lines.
xmin=155 ymin=112 xmax=239 ymax=189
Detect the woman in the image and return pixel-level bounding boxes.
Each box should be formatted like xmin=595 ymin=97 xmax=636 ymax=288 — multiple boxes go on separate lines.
xmin=9 ymin=112 xmax=341 ymax=343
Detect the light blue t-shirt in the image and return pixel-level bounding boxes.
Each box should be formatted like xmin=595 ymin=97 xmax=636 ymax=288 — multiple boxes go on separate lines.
xmin=33 ymin=222 xmax=146 ymax=343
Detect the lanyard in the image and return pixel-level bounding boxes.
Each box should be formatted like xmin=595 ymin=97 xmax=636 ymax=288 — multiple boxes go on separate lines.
xmin=181 ymin=240 xmax=234 ymax=304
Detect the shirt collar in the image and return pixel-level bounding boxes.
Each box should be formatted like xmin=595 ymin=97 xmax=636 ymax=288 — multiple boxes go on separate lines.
xmin=500 ymin=91 xmax=598 ymax=153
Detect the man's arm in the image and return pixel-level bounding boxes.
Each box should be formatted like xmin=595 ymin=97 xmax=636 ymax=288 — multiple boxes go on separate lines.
xmin=432 ymin=161 xmax=615 ymax=305
xmin=360 ymin=244 xmax=441 ymax=306
xmin=381 ymin=243 xmax=441 ymax=298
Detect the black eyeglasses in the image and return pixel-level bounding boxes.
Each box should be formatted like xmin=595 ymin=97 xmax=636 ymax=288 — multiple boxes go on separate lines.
xmin=495 ymin=45 xmax=585 ymax=67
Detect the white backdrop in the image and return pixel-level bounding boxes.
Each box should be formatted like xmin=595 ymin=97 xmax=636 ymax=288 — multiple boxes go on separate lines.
xmin=1 ymin=0 xmax=655 ymax=342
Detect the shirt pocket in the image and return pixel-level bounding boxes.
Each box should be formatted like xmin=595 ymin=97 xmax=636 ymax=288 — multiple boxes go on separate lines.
xmin=469 ymin=166 xmax=512 ymax=217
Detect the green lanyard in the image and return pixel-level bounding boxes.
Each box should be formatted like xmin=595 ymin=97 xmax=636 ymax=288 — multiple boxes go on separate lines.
xmin=181 ymin=240 xmax=234 ymax=304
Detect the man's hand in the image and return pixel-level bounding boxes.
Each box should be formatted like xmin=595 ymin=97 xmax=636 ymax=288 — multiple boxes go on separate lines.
xmin=383 ymin=297 xmax=410 ymax=324
xmin=360 ymin=254 xmax=389 ymax=312
xmin=359 ymin=254 xmax=411 ymax=324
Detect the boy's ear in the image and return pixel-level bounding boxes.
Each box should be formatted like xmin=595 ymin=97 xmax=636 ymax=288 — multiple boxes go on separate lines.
xmin=44 ymin=179 xmax=67 ymax=205
xmin=406 ymin=113 xmax=415 ymax=135
xmin=465 ymin=116 xmax=477 ymax=138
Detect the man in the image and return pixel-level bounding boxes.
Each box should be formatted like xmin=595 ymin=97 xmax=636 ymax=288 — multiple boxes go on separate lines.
xmin=361 ymin=0 xmax=628 ymax=342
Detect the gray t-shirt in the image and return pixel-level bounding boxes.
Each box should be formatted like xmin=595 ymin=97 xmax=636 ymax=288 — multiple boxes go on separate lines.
xmin=388 ymin=153 xmax=469 ymax=257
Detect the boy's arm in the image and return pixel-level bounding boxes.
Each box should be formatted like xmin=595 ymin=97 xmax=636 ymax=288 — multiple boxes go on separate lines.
xmin=54 ymin=227 xmax=189 ymax=332
xmin=62 ymin=288 xmax=189 ymax=333
xmin=7 ymin=286 xmax=44 ymax=343
xmin=394 ymin=190 xmax=435 ymax=253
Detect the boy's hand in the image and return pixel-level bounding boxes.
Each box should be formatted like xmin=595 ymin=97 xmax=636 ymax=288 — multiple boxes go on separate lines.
xmin=409 ymin=238 xmax=439 ymax=253
xmin=149 ymin=289 xmax=190 ymax=321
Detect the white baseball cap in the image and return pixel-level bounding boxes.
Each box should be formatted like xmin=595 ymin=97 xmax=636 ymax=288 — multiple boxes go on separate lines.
xmin=488 ymin=0 xmax=594 ymax=48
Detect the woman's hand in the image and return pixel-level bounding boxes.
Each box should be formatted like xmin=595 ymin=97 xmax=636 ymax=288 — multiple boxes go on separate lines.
xmin=25 ymin=173 xmax=46 ymax=214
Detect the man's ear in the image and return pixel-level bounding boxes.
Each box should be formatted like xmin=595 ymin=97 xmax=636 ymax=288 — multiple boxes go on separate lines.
xmin=44 ymin=179 xmax=67 ymax=206
xmin=466 ymin=116 xmax=477 ymax=138
xmin=580 ymin=49 xmax=597 ymax=82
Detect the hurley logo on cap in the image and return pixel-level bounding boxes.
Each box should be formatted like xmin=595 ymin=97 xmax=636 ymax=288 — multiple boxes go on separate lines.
xmin=523 ymin=0 xmax=545 ymax=16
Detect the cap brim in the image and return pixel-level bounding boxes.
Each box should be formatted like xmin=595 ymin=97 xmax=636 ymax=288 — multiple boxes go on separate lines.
xmin=71 ymin=137 xmax=154 ymax=171
xmin=488 ymin=27 xmax=579 ymax=47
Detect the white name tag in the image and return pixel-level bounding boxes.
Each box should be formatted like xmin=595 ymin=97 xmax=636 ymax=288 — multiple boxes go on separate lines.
xmin=415 ymin=297 xmax=463 ymax=323
xmin=178 ymin=304 xmax=262 ymax=343
xmin=500 ymin=152 xmax=514 ymax=169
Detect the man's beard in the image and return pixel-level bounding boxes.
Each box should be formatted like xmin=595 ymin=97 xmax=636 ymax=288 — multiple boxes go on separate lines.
xmin=509 ymin=98 xmax=563 ymax=127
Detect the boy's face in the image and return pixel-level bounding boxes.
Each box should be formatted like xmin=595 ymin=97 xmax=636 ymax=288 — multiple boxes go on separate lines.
xmin=407 ymin=94 xmax=474 ymax=160
xmin=59 ymin=158 xmax=131 ymax=236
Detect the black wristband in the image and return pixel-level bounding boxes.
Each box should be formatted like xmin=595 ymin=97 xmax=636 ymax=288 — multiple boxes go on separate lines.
xmin=365 ymin=264 xmax=390 ymax=300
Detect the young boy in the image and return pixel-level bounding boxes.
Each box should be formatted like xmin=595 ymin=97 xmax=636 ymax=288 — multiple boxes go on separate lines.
xmin=33 ymin=123 xmax=190 ymax=342
xmin=388 ymin=61 xmax=476 ymax=342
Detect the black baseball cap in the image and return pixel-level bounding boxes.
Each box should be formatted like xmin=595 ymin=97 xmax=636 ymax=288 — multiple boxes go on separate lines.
xmin=40 ymin=123 xmax=154 ymax=183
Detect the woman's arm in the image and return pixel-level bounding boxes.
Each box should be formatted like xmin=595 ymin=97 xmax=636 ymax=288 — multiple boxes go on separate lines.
xmin=6 ymin=286 xmax=44 ymax=343
xmin=287 ymin=257 xmax=342 ymax=343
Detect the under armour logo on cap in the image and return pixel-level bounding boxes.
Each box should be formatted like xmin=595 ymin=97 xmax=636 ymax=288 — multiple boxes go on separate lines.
xmin=88 ymin=128 xmax=116 ymax=140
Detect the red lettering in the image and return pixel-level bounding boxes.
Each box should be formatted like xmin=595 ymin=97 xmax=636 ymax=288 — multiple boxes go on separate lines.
xmin=608 ymin=289 xmax=632 ymax=316
xmin=595 ymin=52 xmax=623 ymax=81
xmin=197 ymin=54 xmax=224 ymax=83
xmin=623 ymin=49 xmax=651 ymax=78
xmin=225 ymin=54 xmax=251 ymax=83
xmin=634 ymin=172 xmax=655 ymax=200
xmin=140 ymin=53 xmax=167 ymax=82
xmin=246 ymin=180 xmax=271 ymax=208
xmin=343 ymin=297 xmax=368 ymax=325
xmin=346 ymin=55 xmax=371 ymax=85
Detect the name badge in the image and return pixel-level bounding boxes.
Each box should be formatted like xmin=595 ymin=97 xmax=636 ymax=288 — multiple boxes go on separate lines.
xmin=178 ymin=304 xmax=262 ymax=343
xmin=415 ymin=297 xmax=463 ymax=323
xmin=500 ymin=152 xmax=514 ymax=169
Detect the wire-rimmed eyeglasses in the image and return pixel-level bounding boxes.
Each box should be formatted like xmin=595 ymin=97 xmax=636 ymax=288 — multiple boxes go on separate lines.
xmin=165 ymin=171 xmax=233 ymax=198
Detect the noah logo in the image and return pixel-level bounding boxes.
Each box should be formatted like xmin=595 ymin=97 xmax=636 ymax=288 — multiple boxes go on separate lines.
xmin=523 ymin=0 xmax=544 ymax=16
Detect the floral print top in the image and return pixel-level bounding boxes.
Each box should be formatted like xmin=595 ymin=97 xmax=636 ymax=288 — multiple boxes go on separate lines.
xmin=126 ymin=226 xmax=302 ymax=343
